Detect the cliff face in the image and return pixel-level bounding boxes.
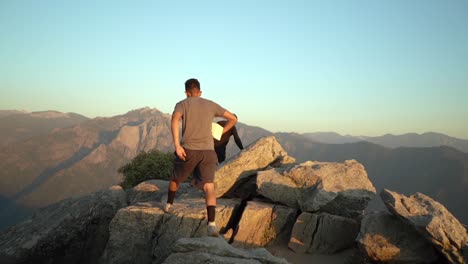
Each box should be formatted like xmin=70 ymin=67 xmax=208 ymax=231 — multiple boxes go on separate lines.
xmin=0 ymin=186 xmax=127 ymax=264
xmin=0 ymin=108 xmax=172 ymax=208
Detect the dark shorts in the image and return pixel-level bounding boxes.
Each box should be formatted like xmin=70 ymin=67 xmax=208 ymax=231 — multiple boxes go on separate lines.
xmin=171 ymin=148 xmax=218 ymax=186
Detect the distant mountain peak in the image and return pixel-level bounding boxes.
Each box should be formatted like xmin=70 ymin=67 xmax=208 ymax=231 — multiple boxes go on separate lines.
xmin=29 ymin=111 xmax=74 ymax=119
xmin=0 ymin=110 xmax=90 ymax=120
xmin=0 ymin=110 xmax=29 ymax=117
xmin=312 ymin=132 xmax=342 ymax=136
xmin=124 ymin=107 xmax=161 ymax=116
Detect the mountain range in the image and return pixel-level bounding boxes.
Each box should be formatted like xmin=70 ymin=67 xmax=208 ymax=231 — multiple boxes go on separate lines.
xmin=0 ymin=107 xmax=467 ymax=230
xmin=303 ymin=131 xmax=468 ymax=153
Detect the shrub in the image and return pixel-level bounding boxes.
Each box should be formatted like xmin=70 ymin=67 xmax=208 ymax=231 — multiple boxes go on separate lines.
xmin=119 ymin=149 xmax=174 ymax=189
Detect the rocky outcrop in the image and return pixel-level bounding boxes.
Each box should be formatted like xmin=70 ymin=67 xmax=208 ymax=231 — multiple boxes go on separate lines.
xmin=126 ymin=179 xmax=169 ymax=204
xmin=100 ymin=203 xmax=165 ymax=264
xmin=381 ymin=189 xmax=468 ymax=264
xmin=104 ymin=180 xmax=298 ymax=263
xmin=126 ymin=180 xmax=192 ymax=205
xmin=0 ymin=186 xmax=127 ymax=264
xmin=288 ymin=212 xmax=359 ymax=254
xmin=215 ymin=136 xmax=295 ymax=197
xmin=101 ymin=197 xmax=240 ymax=264
xmin=257 ymin=160 xmax=376 ymax=219
xmin=162 ymin=236 xmax=289 ymax=264
xmin=256 ymin=168 xmax=299 ymax=208
xmin=7 ymin=135 xmax=468 ymax=264
xmin=152 ymin=198 xmax=240 ymax=263
xmin=230 ymin=200 xmax=297 ymax=248
xmin=358 ymin=211 xmax=440 ymax=264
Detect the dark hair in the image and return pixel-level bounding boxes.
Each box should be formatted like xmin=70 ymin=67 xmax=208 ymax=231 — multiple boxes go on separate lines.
xmin=185 ymin=78 xmax=200 ymax=92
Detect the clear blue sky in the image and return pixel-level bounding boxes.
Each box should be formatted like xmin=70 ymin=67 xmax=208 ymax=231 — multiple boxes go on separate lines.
xmin=1 ymin=0 xmax=467 ymax=139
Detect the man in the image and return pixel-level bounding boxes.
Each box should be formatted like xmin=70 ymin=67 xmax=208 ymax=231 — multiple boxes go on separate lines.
xmin=214 ymin=115 xmax=243 ymax=163
xmin=164 ymin=78 xmax=237 ymax=237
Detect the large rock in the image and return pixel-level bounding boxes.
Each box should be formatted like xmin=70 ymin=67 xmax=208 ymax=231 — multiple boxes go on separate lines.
xmin=100 ymin=203 xmax=165 ymax=264
xmin=152 ymin=197 xmax=240 ymax=263
xmin=215 ymin=136 xmax=295 ymax=197
xmin=358 ymin=211 xmax=440 ymax=264
xmin=126 ymin=180 xmax=169 ymax=204
xmin=381 ymin=189 xmax=468 ymax=264
xmin=0 ymin=186 xmax=127 ymax=264
xmin=288 ymin=212 xmax=359 ymax=254
xmin=256 ymin=168 xmax=299 ymax=208
xmin=231 ymin=200 xmax=297 ymax=248
xmin=162 ymin=236 xmax=289 ymax=264
xmin=258 ymin=160 xmax=376 ymax=218
xmin=126 ymin=180 xmax=191 ymax=205
xmin=101 ymin=197 xmax=240 ymax=264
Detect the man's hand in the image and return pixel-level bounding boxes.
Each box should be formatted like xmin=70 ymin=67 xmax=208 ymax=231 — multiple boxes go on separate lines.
xmin=175 ymin=145 xmax=187 ymax=161
xmin=221 ymin=111 xmax=238 ymax=134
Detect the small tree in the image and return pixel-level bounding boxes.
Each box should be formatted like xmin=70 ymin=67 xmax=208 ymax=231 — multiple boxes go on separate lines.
xmin=119 ymin=149 xmax=174 ymax=189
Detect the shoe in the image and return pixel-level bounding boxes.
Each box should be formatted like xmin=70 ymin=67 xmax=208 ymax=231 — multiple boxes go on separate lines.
xmin=207 ymin=222 xmax=219 ymax=237
xmin=163 ymin=201 xmax=172 ymax=213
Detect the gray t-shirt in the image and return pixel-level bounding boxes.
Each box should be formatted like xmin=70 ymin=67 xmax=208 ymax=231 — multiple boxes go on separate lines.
xmin=173 ymin=97 xmax=226 ymax=150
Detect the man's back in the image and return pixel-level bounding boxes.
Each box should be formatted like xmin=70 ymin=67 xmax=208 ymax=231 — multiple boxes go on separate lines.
xmin=174 ymin=97 xmax=225 ymax=150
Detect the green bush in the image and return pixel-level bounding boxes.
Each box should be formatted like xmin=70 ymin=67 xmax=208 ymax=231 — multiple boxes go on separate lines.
xmin=119 ymin=149 xmax=174 ymax=189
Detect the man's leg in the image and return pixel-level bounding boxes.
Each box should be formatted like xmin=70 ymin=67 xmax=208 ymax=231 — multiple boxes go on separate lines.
xmin=165 ymin=149 xmax=195 ymax=212
xmin=199 ymin=150 xmax=219 ymax=236
xmin=203 ymin=182 xmax=216 ymax=206
xmin=165 ymin=180 xmax=179 ymax=211
xmin=203 ymin=182 xmax=218 ymax=236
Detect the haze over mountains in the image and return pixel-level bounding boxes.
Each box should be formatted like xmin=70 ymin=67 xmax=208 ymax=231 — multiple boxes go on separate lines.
xmin=0 ymin=107 xmax=467 ymax=230
xmin=303 ymin=131 xmax=468 ymax=153
xmin=0 ymin=110 xmax=89 ymax=147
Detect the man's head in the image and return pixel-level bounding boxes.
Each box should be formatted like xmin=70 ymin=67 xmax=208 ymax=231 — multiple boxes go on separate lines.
xmin=185 ymin=78 xmax=201 ymax=97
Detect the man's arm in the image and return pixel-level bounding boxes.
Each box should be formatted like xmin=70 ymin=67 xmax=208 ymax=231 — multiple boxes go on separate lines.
xmin=220 ymin=111 xmax=237 ymax=135
xmin=171 ymin=111 xmax=186 ymax=160
xmin=232 ymin=126 xmax=244 ymax=150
